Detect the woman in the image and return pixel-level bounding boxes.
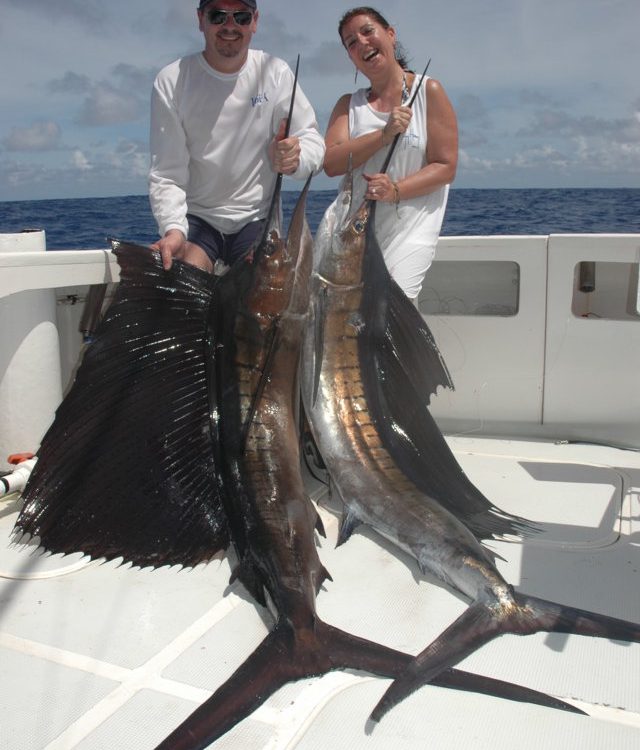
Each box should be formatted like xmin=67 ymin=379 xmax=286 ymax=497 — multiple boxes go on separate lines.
xmin=323 ymin=7 xmax=458 ymax=299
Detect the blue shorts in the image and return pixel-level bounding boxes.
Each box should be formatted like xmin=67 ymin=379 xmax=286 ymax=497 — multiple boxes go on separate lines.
xmin=186 ymin=214 xmax=266 ymax=267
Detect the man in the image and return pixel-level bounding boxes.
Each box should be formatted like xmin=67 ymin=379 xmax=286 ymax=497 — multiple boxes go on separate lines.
xmin=149 ymin=0 xmax=325 ymax=271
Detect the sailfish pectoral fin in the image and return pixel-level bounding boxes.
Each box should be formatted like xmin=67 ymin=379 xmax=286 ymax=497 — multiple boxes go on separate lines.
xmin=337 ymin=508 xmax=363 ymax=546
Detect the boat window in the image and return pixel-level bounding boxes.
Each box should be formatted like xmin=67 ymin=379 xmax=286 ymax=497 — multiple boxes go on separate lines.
xmin=418 ymin=260 xmax=520 ymax=316
xmin=572 ymin=261 xmax=640 ymax=321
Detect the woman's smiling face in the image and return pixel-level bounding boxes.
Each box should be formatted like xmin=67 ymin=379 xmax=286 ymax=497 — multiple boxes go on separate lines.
xmin=340 ymin=14 xmax=396 ymax=74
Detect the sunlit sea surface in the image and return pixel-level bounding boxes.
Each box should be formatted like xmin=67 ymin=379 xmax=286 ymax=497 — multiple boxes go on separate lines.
xmin=1 ymin=188 xmax=638 ymax=250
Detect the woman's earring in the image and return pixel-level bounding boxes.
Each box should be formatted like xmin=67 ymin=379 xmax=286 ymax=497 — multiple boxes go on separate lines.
xmin=354 ymin=68 xmax=359 ymax=84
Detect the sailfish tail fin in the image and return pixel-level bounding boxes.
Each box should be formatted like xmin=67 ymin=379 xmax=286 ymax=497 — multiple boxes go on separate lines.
xmin=155 ymin=614 xmax=587 ymax=749
xmin=370 ymin=591 xmax=640 ymax=724
xmin=153 ymin=619 xmax=408 ymax=750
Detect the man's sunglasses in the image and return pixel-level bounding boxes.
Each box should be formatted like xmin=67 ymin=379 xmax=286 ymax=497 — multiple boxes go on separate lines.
xmin=207 ymin=9 xmax=254 ymax=26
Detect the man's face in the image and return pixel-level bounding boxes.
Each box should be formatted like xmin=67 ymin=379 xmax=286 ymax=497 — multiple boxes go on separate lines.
xmin=199 ymin=0 xmax=258 ymax=63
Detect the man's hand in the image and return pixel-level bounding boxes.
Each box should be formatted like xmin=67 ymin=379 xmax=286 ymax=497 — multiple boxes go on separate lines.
xmin=269 ymin=118 xmax=301 ymax=175
xmin=151 ymin=229 xmax=186 ymax=271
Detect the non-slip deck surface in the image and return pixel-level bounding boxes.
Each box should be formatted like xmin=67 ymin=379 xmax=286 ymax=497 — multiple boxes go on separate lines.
xmin=1 ymin=436 xmax=639 ymax=749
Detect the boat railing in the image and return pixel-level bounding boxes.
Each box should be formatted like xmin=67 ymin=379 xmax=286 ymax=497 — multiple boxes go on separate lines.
xmin=1 ymin=232 xmax=639 ymax=466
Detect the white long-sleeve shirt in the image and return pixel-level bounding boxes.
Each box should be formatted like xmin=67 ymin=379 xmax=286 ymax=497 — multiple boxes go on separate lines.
xmin=149 ymin=49 xmax=325 ymax=237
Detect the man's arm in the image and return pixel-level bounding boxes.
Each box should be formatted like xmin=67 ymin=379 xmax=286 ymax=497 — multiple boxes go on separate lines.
xmin=148 ymin=80 xmax=190 ymax=240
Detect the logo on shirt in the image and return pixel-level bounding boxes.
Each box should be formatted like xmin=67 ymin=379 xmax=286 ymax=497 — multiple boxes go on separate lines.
xmin=400 ymin=133 xmax=421 ymax=150
xmin=251 ymin=92 xmax=269 ymax=107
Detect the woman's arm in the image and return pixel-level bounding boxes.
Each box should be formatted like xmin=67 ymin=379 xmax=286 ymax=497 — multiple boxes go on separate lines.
xmin=323 ymin=94 xmax=411 ymax=177
xmin=364 ymin=79 xmax=458 ymax=203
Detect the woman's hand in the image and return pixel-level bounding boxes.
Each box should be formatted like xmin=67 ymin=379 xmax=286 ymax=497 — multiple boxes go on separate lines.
xmin=381 ymin=105 xmax=412 ymax=145
xmin=364 ymin=173 xmax=399 ymax=203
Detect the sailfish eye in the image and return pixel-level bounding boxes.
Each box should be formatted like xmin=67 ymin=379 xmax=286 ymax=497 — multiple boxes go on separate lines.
xmin=353 ymin=220 xmax=365 ymax=234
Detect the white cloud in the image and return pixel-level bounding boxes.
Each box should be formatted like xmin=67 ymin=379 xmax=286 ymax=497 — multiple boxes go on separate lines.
xmin=50 ymin=72 xmax=92 ymax=95
xmin=0 ymin=138 xmax=150 ymax=200
xmin=78 ymin=85 xmax=144 ymax=126
xmin=3 ymin=122 xmax=62 ymax=152
xmin=45 ymin=65 xmax=155 ymax=128
xmin=458 ymin=149 xmax=498 ymax=173
xmin=510 ymin=145 xmax=571 ymax=170
xmin=72 ymin=149 xmax=92 ymax=170
xmin=108 ymin=139 xmax=149 ymax=178
xmin=517 ymin=109 xmax=640 ymax=142
xmin=2 ymin=0 xmax=640 ymax=197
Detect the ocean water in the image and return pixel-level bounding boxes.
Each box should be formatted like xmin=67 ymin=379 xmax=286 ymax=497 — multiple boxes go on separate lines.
xmin=0 ymin=188 xmax=638 ymax=250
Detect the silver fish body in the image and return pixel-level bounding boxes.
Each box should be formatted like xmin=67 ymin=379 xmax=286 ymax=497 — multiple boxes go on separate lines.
xmin=301 ymin=188 xmax=640 ymax=723
xmin=303 ymin=193 xmax=508 ymax=595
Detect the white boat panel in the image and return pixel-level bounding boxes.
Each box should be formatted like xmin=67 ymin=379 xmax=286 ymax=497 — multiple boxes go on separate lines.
xmin=543 ymin=235 xmax=640 ymax=448
xmin=0 ymin=249 xmax=118 ymax=301
xmin=421 ymin=236 xmax=548 ymax=428
xmin=421 ymin=235 xmax=640 ymax=449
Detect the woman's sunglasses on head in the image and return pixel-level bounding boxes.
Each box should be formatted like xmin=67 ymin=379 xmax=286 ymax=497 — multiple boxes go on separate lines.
xmin=207 ymin=9 xmax=254 ymax=26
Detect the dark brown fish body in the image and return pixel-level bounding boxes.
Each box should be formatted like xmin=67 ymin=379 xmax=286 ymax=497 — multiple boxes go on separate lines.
xmin=301 ymin=186 xmax=640 ymax=724
xmin=155 ymin=180 xmax=578 ymax=750
xmin=217 ymin=177 xmax=328 ymax=616
xmin=155 ymin=181 xmax=417 ymax=750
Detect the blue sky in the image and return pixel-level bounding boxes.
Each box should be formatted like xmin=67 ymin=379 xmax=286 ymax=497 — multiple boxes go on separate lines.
xmin=1 ymin=0 xmax=639 ymax=201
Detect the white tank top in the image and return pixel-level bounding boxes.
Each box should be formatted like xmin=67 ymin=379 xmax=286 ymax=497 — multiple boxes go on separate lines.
xmin=347 ymin=76 xmax=450 ymax=297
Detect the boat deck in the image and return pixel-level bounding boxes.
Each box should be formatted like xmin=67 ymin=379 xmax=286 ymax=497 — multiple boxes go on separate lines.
xmin=2 ymin=435 xmax=639 ymax=749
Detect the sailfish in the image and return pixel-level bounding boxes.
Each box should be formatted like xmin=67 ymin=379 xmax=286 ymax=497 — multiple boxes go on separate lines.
xmin=13 ymin=59 xmax=587 ymax=750
xmin=300 ymin=59 xmax=640 ymax=727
